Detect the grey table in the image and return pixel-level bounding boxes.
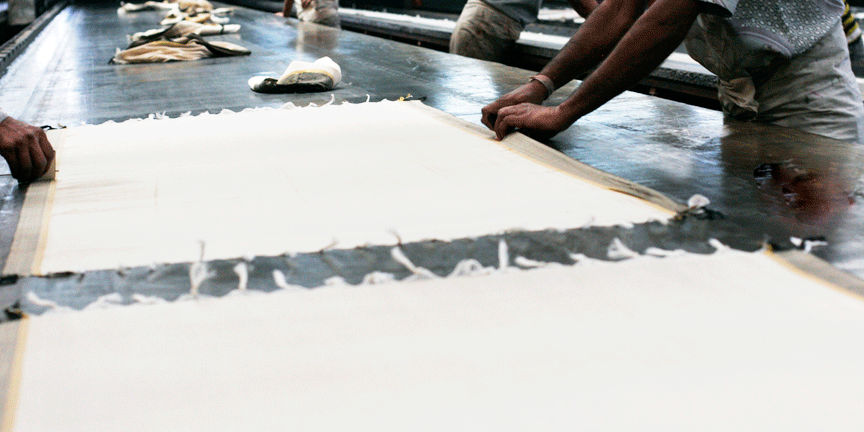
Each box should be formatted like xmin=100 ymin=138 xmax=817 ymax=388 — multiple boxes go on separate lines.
xmin=0 ymin=0 xmax=861 ymax=312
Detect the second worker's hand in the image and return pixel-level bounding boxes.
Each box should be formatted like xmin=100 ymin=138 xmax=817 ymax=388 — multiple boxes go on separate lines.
xmin=0 ymin=116 xmax=55 ymax=183
xmin=492 ymin=103 xmax=570 ymax=141
xmin=481 ymin=80 xmax=549 ymax=132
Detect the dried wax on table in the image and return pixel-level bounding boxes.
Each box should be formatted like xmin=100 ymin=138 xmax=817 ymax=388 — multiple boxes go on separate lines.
xmin=4 ymin=101 xmax=677 ymax=276
xmin=1 ymin=247 xmax=862 ymax=431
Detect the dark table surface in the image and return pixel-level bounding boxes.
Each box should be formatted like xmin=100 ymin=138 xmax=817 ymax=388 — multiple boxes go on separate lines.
xmin=0 ymin=0 xmax=861 ymax=312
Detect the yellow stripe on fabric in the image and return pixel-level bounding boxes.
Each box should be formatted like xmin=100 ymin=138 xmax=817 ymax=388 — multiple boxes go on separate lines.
xmin=2 ymin=130 xmax=64 ymax=276
xmin=766 ymin=248 xmax=864 ymax=301
xmin=402 ymin=101 xmax=684 ymax=215
xmin=0 ymin=317 xmax=30 ymax=432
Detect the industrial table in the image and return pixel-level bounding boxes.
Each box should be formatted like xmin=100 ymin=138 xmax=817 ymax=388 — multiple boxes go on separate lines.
xmin=0 ymin=0 xmax=861 ymax=312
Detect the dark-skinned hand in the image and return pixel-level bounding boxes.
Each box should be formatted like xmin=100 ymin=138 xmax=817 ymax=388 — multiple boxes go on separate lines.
xmin=492 ymin=103 xmax=570 ymax=141
xmin=0 ymin=116 xmax=55 ymax=183
xmin=481 ymin=81 xmax=548 ymax=132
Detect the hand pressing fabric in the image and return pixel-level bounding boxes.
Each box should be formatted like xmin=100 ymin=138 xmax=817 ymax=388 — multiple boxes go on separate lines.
xmin=0 ymin=116 xmax=55 ymax=182
xmin=491 ymin=103 xmax=571 ymax=142
xmin=481 ymin=80 xmax=548 ymax=129
xmin=482 ymin=78 xmax=569 ymax=141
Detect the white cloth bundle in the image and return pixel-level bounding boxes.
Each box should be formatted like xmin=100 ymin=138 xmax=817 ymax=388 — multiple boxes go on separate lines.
xmin=248 ymin=57 xmax=342 ymax=93
xmin=129 ymin=21 xmax=241 ymax=46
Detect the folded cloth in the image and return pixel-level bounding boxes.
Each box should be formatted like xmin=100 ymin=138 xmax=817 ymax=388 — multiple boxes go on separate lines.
xmin=248 ymin=57 xmax=342 ymax=93
xmin=118 ymin=1 xmax=177 ymax=12
xmin=160 ymin=9 xmax=232 ymax=25
xmin=174 ymin=0 xmax=214 ymax=12
xmin=112 ymin=34 xmax=250 ymax=64
xmin=119 ymin=0 xmax=214 ymax=13
xmin=129 ymin=21 xmax=240 ymax=47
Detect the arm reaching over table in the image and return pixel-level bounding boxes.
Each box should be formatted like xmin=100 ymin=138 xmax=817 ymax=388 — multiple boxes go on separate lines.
xmin=483 ymin=0 xmax=701 ymax=140
xmin=0 ymin=114 xmax=56 ymax=182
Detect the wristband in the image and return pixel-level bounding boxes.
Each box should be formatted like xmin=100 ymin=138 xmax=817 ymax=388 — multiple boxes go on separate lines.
xmin=529 ymin=74 xmax=555 ymax=99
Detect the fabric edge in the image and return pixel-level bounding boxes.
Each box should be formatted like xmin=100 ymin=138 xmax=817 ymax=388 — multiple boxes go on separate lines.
xmin=769 ymin=249 xmax=864 ymax=301
xmin=0 ymin=317 xmax=29 ymax=432
xmin=401 ymin=101 xmax=685 ymax=215
xmin=2 ymin=130 xmax=65 ymax=276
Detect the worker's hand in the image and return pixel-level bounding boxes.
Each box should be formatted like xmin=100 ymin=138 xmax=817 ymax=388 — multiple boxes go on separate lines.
xmin=493 ymin=103 xmax=571 ymax=141
xmin=274 ymin=11 xmax=284 ymax=16
xmin=481 ymin=81 xmax=548 ymax=131
xmin=0 ymin=116 xmax=55 ymax=183
xmin=300 ymin=0 xmax=313 ymax=8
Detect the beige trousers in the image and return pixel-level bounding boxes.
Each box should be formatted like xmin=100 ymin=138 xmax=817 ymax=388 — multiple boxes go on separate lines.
xmin=449 ymin=0 xmax=523 ymax=62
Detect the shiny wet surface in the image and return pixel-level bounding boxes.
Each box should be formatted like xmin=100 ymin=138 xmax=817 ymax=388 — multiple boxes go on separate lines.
xmin=544 ymin=89 xmax=864 ymax=277
xmin=0 ymin=0 xmax=861 ymax=311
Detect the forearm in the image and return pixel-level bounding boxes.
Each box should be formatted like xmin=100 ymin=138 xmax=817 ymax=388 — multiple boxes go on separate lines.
xmin=282 ymin=0 xmax=293 ymax=16
xmin=557 ymin=0 xmax=700 ymax=123
xmin=539 ymin=0 xmax=648 ymax=90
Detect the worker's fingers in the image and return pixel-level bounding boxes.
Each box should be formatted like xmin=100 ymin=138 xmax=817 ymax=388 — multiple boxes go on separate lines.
xmin=480 ymin=103 xmax=500 ymax=130
xmin=494 ymin=106 xmax=520 ymax=141
xmin=482 ymin=97 xmax=523 ymax=130
xmin=37 ymin=128 xmax=55 ymax=170
xmin=30 ymin=142 xmax=48 ymax=180
xmin=13 ymin=145 xmax=32 ymax=182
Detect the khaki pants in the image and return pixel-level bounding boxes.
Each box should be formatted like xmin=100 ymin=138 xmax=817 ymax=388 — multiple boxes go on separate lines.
xmin=755 ymin=22 xmax=864 ymax=143
xmin=689 ymin=19 xmax=864 ymax=143
xmin=449 ymin=0 xmax=523 ymax=62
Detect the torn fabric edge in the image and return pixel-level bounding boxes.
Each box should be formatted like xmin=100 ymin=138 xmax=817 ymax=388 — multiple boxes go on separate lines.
xmin=2 ymin=100 xmax=679 ymax=277
xmin=3 ymin=130 xmax=65 ymax=276
xmin=3 ymin=102 xmax=863 ymax=299
xmin=10 ymin=232 xmax=864 ymax=316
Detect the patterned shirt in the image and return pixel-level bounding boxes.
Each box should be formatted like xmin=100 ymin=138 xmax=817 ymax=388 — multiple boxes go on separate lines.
xmin=686 ymin=0 xmax=844 ymax=82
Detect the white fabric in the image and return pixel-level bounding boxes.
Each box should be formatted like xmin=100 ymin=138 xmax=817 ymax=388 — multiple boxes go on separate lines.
xmin=276 ymin=56 xmax=341 ymax=85
xmin=6 ymin=249 xmax=864 ymax=431
xmin=25 ymin=101 xmax=671 ymax=274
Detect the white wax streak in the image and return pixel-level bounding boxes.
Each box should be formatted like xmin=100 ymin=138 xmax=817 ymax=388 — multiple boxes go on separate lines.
xmin=36 ymin=102 xmax=671 ymax=274
xmin=9 ymin=249 xmax=864 ymax=431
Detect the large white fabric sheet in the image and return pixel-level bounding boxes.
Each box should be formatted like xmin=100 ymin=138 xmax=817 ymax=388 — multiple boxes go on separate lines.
xmin=23 ymin=101 xmax=671 ymax=274
xmin=6 ymin=249 xmax=864 ymax=431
